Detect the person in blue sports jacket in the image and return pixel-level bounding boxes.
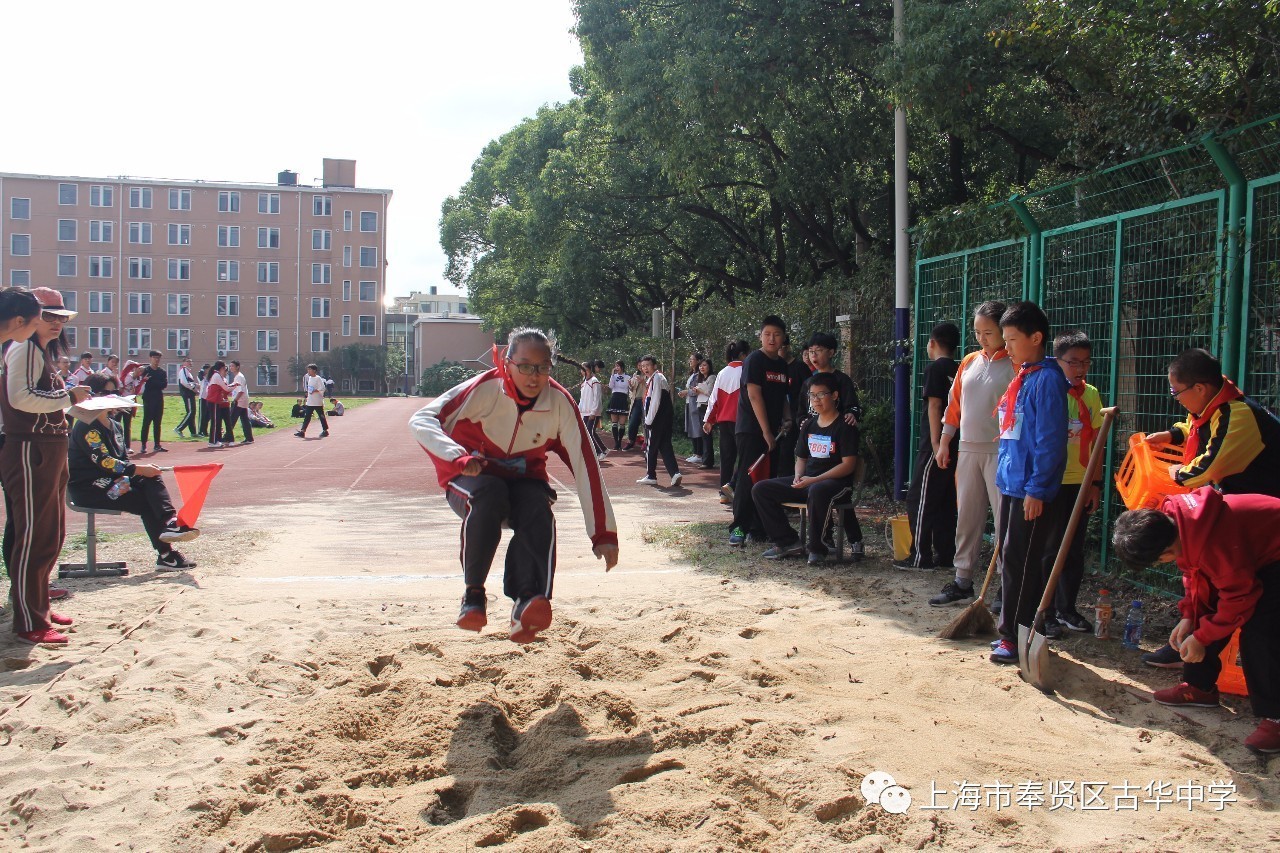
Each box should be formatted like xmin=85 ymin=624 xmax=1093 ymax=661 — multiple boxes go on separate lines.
xmin=989 ymin=301 xmax=1069 ymax=665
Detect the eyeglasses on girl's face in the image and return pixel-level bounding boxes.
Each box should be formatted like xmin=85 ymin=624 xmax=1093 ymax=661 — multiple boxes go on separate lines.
xmin=41 ymin=311 xmax=66 ymax=323
xmin=809 ymin=391 xmax=833 ymax=400
xmin=506 ymin=358 xmax=553 ymax=376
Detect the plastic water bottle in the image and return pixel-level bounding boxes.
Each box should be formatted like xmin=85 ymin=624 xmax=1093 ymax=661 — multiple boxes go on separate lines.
xmin=1094 ymin=589 xmax=1113 ymax=640
xmin=1122 ymin=601 xmax=1144 ymax=649
xmin=106 ymin=477 xmax=129 ymax=500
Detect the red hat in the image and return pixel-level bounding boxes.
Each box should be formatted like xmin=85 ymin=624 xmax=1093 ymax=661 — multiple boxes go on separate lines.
xmin=31 ymin=287 xmax=76 ymax=319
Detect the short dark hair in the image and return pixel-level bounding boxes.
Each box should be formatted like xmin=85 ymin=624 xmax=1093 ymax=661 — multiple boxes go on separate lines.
xmin=808 ymin=371 xmax=840 ymax=395
xmin=761 ymin=315 xmax=786 ymax=333
xmin=930 ymin=323 xmax=961 ymax=353
xmin=80 ymin=352 xmax=93 ymax=361
xmin=83 ymin=372 xmax=116 ymax=395
xmin=974 ymin=301 xmax=1006 ymax=325
xmin=1054 ymin=330 xmax=1092 ymax=358
xmin=0 ymin=288 xmax=39 ymax=325
xmin=212 ymin=360 xmax=227 ymax=371
xmin=307 ymin=362 xmax=319 ymax=371
xmin=1168 ymin=348 xmax=1223 ymax=389
xmin=638 ymin=354 xmax=658 ymax=367
xmin=999 ymin=301 xmax=1050 ymax=343
xmin=148 ymin=350 xmax=162 ymax=358
xmin=230 ymin=360 xmax=241 ymax=369
xmin=808 ymin=331 xmax=839 ymax=351
xmin=1112 ymin=509 xmax=1179 ymax=568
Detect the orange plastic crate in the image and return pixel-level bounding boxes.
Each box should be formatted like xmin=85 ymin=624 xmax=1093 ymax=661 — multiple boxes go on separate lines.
xmin=1217 ymin=630 xmax=1248 ymax=697
xmin=1115 ymin=433 xmax=1190 ymax=510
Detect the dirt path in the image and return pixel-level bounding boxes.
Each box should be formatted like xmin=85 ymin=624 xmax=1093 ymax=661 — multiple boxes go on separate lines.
xmin=1 ymin=399 xmax=1276 ymax=851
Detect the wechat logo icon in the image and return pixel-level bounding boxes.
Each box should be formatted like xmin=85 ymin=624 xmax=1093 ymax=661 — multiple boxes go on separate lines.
xmin=862 ymin=771 xmax=912 ymax=814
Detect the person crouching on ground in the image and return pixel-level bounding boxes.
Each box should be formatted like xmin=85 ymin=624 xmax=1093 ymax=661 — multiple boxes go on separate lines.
xmin=1112 ymin=488 xmax=1280 ymax=755
xmin=751 ymin=372 xmax=859 ymax=565
xmin=409 ymin=327 xmax=619 ymax=643
xmin=69 ymin=373 xmax=199 ymax=571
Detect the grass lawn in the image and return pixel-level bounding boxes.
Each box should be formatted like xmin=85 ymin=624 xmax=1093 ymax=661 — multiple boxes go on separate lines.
xmin=120 ymin=395 xmax=380 ymax=443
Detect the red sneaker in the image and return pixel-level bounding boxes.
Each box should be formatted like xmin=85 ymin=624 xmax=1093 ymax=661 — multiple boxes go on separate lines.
xmin=1153 ymin=682 xmax=1221 ymax=708
xmin=1244 ymin=719 xmax=1280 ymax=755
xmin=509 ymin=595 xmax=552 ymax=644
xmin=16 ymin=628 xmax=69 ymax=645
xmin=49 ymin=611 xmax=73 ymax=626
xmin=49 ymin=587 xmax=69 ymax=601
xmin=456 ymin=588 xmax=487 ymax=632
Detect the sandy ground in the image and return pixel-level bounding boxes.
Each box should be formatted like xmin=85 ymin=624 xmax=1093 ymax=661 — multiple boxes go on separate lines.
xmin=1 ymin=407 xmax=1278 ymax=851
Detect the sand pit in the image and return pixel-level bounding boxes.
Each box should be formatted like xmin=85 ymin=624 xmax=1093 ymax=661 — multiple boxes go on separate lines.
xmin=2 ymin=482 xmax=1278 ymax=851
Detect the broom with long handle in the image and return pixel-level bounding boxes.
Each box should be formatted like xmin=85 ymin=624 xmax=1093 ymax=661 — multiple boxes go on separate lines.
xmin=937 ymin=541 xmax=1000 ymax=639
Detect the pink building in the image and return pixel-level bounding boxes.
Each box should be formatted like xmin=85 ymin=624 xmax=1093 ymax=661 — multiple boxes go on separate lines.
xmin=0 ymin=159 xmax=391 ymax=390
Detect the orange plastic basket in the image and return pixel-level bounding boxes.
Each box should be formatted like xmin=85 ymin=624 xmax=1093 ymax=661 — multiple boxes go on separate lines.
xmin=1217 ymin=630 xmax=1248 ymax=697
xmin=1115 ymin=433 xmax=1190 ymax=510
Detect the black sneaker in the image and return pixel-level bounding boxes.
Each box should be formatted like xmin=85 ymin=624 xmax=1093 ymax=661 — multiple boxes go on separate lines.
xmin=294 ymin=430 xmax=305 ymax=438
xmin=1043 ymin=617 xmax=1064 ymax=640
xmin=159 ymin=522 xmax=200 ymax=543
xmin=1057 ymin=610 xmax=1093 ymax=634
xmin=154 ymin=446 xmax=168 ymax=453
xmin=156 ymin=550 xmax=197 ymax=571
xmin=762 ymin=542 xmax=805 ymax=559
xmin=1142 ymin=644 xmax=1183 ymax=669
xmin=847 ymin=541 xmax=865 ymax=562
xmin=319 ymin=430 xmax=330 ymax=438
xmin=807 ymin=552 xmax=827 ymax=565
xmin=457 ymin=587 xmax=487 ymax=632
xmin=929 ymin=581 xmax=975 ymax=607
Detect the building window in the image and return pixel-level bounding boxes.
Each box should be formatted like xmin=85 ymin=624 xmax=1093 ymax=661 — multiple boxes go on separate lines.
xmin=60 ymin=291 xmax=77 ymax=312
xmin=58 ymin=254 xmax=77 ymax=276
xmin=216 ymin=295 xmax=240 ymax=316
xmin=256 ymin=329 xmax=279 ymax=351
xmin=341 ymin=245 xmax=351 ymax=268
xmin=128 ymin=222 xmax=152 ymax=244
xmin=358 ymin=281 xmax=376 ymax=301
xmin=312 ymin=196 xmax=332 ymax=216
xmin=342 ymin=280 xmax=352 ymax=301
xmin=168 ymin=258 xmax=191 ymax=280
xmin=359 ymin=315 xmax=375 ymax=336
xmin=218 ymin=191 xmax=240 ymax=213
xmin=343 ymin=210 xmax=352 ymax=231
xmin=128 ymin=257 xmax=152 ymax=280
xmin=216 ymin=329 xmax=240 ymax=352
xmin=89 ymin=291 xmax=114 ymax=313
xmin=128 ymin=292 xmax=152 ymax=314
xmin=311 ymin=297 xmax=330 ymax=318
xmin=63 ymin=326 xmax=78 ymax=348
xmin=257 ymin=363 xmax=278 ymax=385
xmin=57 ymin=220 xmax=77 ymax=242
xmin=311 ymin=229 xmax=331 ymax=251
xmin=167 ymin=293 xmax=191 ymax=315
xmin=217 ymin=225 xmax=240 ymax=247
xmin=256 ymin=296 xmax=279 ymax=317
xmin=257 ymin=262 xmax=280 ymax=283
xmin=360 ymin=211 xmax=378 ymax=232
xmin=89 ymin=220 xmax=113 ymax=242
xmin=88 ymin=256 xmax=113 ymax=278
xmin=311 ymin=331 xmax=330 ymax=352
xmin=90 ymin=185 xmax=114 ymax=207
xmin=10 ymin=198 xmax=31 ymax=220
xmin=9 ymin=270 xmax=31 ymax=286
xmin=257 ymin=227 xmax=280 ymax=249
xmin=359 ymin=247 xmax=377 ymax=267
xmin=126 ymin=328 xmax=152 ymax=351
xmin=311 ymin=263 xmax=331 ymax=284
xmin=341 ymin=314 xmax=351 ymax=336
xmin=169 ymin=188 xmax=192 ymax=211
xmin=129 ymin=187 xmax=152 ymax=209
xmin=168 ymin=223 xmax=192 ymax=246
xmin=258 ymin=193 xmax=280 ymax=214
xmin=59 ymin=183 xmax=78 ymax=205
xmin=217 ymin=260 xmax=239 ymax=282
xmin=11 ymin=234 xmax=32 ymax=256
xmin=88 ymin=327 xmax=112 ymax=351
xmin=166 ymin=329 xmax=191 ymax=351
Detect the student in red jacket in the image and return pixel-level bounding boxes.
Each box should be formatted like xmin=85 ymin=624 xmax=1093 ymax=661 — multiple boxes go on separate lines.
xmin=410 ymin=328 xmax=619 ymax=643
xmin=1112 ymin=488 xmax=1280 ymax=754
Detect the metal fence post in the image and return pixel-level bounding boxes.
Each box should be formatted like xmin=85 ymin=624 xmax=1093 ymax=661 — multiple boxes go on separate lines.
xmin=1008 ymin=195 xmax=1041 ymax=303
xmin=1202 ymin=135 xmax=1247 ymax=379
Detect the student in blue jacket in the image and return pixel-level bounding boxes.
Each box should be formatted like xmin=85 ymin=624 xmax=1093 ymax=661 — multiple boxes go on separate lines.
xmin=989 ymin=301 xmax=1069 ymax=665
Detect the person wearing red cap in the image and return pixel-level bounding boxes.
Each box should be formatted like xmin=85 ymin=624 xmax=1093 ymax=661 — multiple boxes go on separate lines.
xmin=1 ymin=287 xmax=90 ymax=644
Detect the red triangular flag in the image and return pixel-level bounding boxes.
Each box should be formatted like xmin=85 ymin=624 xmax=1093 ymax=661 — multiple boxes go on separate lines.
xmin=173 ymin=463 xmax=223 ymax=527
xmin=747 ymin=453 xmax=771 ymax=485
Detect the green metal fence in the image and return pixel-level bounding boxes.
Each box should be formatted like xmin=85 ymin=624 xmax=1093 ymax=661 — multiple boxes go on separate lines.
xmin=909 ymin=114 xmax=1280 ymax=595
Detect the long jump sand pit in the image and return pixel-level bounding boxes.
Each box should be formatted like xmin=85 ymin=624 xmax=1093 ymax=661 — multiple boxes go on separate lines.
xmin=1 ymin=484 xmax=1277 ymax=851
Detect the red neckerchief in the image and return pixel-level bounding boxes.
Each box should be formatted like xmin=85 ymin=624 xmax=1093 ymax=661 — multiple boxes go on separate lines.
xmin=995 ymin=363 xmax=1042 ymax=433
xmin=1183 ymin=376 xmax=1244 ymax=463
xmin=1068 ymin=380 xmax=1096 ymax=466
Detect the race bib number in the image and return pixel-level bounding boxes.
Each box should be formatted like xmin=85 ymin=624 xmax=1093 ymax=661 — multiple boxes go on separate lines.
xmin=997 ymin=405 xmax=1023 ymax=441
xmin=808 ymin=434 xmax=834 ymax=458
xmin=1067 ymin=417 xmax=1083 ymax=443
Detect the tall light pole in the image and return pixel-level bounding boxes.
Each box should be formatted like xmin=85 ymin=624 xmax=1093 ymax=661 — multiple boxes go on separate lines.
xmin=402 ymin=305 xmax=413 ymax=394
xmin=893 ymin=0 xmax=910 ymax=500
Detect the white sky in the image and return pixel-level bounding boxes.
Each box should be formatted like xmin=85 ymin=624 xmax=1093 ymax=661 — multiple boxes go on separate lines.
xmin=0 ymin=0 xmax=582 ymax=299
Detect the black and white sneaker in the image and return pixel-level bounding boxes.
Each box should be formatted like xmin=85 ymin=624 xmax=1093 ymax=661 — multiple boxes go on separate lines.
xmin=762 ymin=542 xmax=805 ymax=559
xmin=159 ymin=522 xmax=200 ymax=543
xmin=509 ymin=595 xmax=552 ymax=644
xmin=1057 ymin=610 xmax=1094 ymax=634
xmin=319 ymin=430 xmax=330 ymax=438
xmin=156 ymin=550 xmax=197 ymax=571
xmin=930 ymin=581 xmax=975 ymax=607
xmin=847 ymin=541 xmax=865 ymax=562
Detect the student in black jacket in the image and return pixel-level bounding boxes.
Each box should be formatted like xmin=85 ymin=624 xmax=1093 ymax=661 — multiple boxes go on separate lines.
xmin=137 ymin=350 xmax=169 ymax=453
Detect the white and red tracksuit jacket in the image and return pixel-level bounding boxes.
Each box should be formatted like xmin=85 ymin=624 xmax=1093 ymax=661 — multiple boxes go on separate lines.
xmin=703 ymin=359 xmax=743 ymax=427
xmin=410 ymin=367 xmax=619 ymax=549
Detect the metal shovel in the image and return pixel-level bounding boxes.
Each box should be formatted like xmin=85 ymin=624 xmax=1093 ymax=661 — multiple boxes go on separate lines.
xmin=1019 ymin=407 xmax=1117 ymax=691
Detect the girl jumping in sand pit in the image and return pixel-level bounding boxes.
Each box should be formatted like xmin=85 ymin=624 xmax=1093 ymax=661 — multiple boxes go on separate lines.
xmin=409 ymin=328 xmax=620 ymax=643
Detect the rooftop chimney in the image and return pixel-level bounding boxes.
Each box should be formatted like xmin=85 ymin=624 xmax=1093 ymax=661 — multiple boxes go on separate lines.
xmin=322 ymin=158 xmax=356 ymax=188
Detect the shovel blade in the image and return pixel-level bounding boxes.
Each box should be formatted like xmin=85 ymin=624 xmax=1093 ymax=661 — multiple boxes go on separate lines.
xmin=1024 ymin=625 xmax=1053 ymax=692
xmin=1017 ymin=623 xmax=1031 ymax=680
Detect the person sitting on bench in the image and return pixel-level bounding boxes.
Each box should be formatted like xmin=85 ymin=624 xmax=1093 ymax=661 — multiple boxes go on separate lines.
xmin=68 ymin=373 xmax=200 ymax=571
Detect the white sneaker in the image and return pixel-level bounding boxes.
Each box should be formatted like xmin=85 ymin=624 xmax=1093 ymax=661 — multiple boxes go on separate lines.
xmin=670 ymin=472 xmax=683 ymax=487
xmin=636 ymin=475 xmax=659 ymax=485
xmin=685 ymin=455 xmax=702 ymax=464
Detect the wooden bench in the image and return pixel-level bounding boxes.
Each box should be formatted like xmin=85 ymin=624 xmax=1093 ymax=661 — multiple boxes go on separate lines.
xmin=781 ymin=457 xmax=867 ymax=563
xmin=58 ymin=502 xmax=129 ymax=579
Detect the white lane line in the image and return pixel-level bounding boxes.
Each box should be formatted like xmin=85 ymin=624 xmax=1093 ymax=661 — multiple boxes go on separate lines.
xmin=242 ymin=567 xmax=689 ymax=584
xmin=282 ymin=444 xmax=330 ymax=469
xmin=346 ymin=444 xmax=390 ymax=492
